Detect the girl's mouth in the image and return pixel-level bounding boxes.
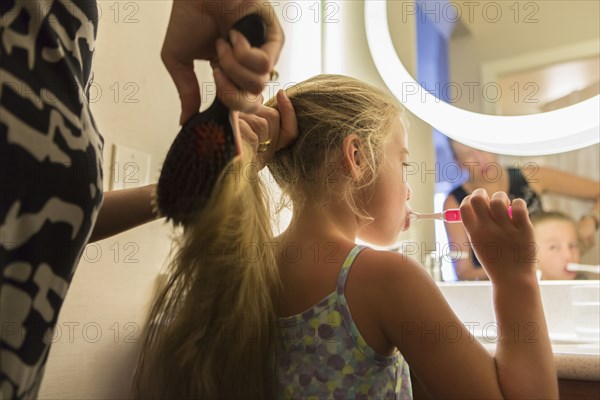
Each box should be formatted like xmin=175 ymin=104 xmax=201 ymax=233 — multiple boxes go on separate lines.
xmin=403 ymin=215 xmax=411 ymax=231
xmin=563 ymin=266 xmax=577 ymax=274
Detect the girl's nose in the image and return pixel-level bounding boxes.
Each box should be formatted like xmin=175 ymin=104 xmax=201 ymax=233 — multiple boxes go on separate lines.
xmin=406 ymin=185 xmax=413 ymax=201
xmin=562 ymin=248 xmax=573 ymax=263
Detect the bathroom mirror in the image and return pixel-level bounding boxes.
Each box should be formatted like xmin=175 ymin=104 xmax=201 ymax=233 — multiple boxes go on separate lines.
xmin=366 ymin=0 xmax=600 ymax=155
xmin=366 ymin=0 xmax=599 ymax=281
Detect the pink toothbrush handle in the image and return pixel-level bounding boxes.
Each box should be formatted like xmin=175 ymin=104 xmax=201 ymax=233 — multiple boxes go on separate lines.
xmin=443 ymin=209 xmax=461 ymax=222
xmin=443 ymin=206 xmax=513 ymax=223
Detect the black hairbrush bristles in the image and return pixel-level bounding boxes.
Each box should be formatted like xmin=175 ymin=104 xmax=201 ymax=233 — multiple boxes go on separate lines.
xmin=155 ymin=14 xmax=267 ymax=226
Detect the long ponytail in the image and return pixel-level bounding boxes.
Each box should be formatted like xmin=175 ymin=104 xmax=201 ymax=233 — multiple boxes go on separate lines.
xmin=132 ymin=141 xmax=280 ymax=399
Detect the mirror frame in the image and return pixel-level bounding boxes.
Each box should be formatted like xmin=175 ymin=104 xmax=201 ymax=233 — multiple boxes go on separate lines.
xmin=364 ymin=1 xmax=600 ymax=156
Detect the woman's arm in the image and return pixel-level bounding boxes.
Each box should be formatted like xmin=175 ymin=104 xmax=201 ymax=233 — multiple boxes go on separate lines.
xmin=89 ymin=96 xmax=298 ymax=244
xmin=532 ymin=166 xmax=599 ymax=204
xmin=90 ymin=184 xmax=159 ymax=243
xmin=532 ymin=167 xmax=600 ymax=249
xmin=443 ymin=195 xmax=488 ymax=280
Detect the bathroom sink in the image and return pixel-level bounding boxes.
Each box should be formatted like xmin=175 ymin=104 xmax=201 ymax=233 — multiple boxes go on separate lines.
xmin=437 ymin=281 xmax=600 ymax=349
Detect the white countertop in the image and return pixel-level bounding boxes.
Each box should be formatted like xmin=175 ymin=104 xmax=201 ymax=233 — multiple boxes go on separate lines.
xmin=479 ymin=341 xmax=600 ymax=381
xmin=438 ymin=281 xmax=600 ymax=381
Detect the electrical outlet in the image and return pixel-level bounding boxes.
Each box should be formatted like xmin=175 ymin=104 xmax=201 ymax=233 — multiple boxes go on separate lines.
xmin=110 ymin=144 xmax=151 ymax=190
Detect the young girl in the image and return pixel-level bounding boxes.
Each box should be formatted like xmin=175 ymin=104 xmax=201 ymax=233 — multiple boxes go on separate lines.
xmin=132 ymin=75 xmax=557 ymax=399
xmin=531 ymin=211 xmax=582 ymax=280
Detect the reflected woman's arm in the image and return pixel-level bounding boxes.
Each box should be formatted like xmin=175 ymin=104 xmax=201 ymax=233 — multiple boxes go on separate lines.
xmin=443 ymin=195 xmax=489 ymax=281
xmin=530 ymin=167 xmax=600 ymax=250
xmin=531 ymin=166 xmax=600 ymax=203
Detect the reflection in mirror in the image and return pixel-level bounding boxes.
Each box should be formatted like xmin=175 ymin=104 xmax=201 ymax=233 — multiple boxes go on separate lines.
xmin=439 ymin=140 xmax=600 ymax=282
xmin=427 ymin=0 xmax=600 ymax=115
xmin=530 ymin=211 xmax=582 ymax=281
xmin=398 ymin=0 xmax=600 ymax=281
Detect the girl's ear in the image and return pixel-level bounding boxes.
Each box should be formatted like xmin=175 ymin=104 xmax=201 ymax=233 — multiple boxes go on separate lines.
xmin=342 ymin=134 xmax=362 ymax=180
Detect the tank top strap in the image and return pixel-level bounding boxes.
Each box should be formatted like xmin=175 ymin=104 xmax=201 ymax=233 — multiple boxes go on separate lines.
xmin=336 ymin=245 xmax=367 ymax=294
xmin=334 ymin=244 xmax=398 ymax=365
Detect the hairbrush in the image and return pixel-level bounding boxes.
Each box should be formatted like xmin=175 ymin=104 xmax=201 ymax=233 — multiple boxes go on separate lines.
xmin=155 ymin=14 xmax=267 ymax=226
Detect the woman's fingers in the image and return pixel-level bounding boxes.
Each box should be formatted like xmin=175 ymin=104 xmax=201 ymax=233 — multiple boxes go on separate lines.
xmin=239 ymin=111 xmax=270 ymax=143
xmin=258 ymin=3 xmax=285 ymax=69
xmin=217 ymin=37 xmax=269 ymax=95
xmin=163 ymin=58 xmax=201 ymax=125
xmin=229 ymin=30 xmax=271 ymax=75
xmin=213 ymin=67 xmax=262 ymax=113
xmin=236 ymin=92 xmax=298 ymax=166
xmin=238 ymin=118 xmax=259 ymax=150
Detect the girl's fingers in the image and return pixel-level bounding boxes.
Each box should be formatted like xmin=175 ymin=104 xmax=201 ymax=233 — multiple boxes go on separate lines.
xmin=459 ymin=195 xmax=477 ymax=232
xmin=470 ymin=189 xmax=491 ymax=222
xmin=490 ymin=191 xmax=510 ymax=206
xmin=275 ymin=89 xmax=298 ymax=151
xmin=511 ymin=198 xmax=531 ymax=230
xmin=490 ymin=191 xmax=512 ymax=227
xmin=471 ymin=188 xmax=490 ymax=203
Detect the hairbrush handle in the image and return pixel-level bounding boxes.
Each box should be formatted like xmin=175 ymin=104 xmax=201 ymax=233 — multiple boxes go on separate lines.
xmin=231 ymin=13 xmax=267 ymax=47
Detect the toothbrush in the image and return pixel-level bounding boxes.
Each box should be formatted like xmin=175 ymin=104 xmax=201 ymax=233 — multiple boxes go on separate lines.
xmin=409 ymin=207 xmax=513 ymax=223
xmin=566 ymin=263 xmax=600 ymax=274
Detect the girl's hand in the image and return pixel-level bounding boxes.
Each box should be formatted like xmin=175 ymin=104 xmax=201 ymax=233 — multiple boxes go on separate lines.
xmin=237 ymin=89 xmax=298 ymax=166
xmin=459 ymin=189 xmax=537 ymax=284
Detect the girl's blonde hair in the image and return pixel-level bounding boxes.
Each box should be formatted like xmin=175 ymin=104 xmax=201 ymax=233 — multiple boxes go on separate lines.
xmin=132 ymin=74 xmax=404 ymax=399
xmin=530 ymin=210 xmax=575 ymax=227
xmin=267 ymin=75 xmax=405 ymax=221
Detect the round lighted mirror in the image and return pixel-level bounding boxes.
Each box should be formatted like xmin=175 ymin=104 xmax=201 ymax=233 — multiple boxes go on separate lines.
xmin=364 ymin=1 xmax=599 ymax=155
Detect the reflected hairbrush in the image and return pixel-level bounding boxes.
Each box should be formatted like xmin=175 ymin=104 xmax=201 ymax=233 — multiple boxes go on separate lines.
xmin=409 ymin=207 xmax=513 ymax=223
xmin=155 ymin=14 xmax=267 ymax=226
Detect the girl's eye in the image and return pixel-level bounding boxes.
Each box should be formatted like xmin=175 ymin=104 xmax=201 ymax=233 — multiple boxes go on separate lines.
xmin=402 ymin=162 xmax=411 ymax=168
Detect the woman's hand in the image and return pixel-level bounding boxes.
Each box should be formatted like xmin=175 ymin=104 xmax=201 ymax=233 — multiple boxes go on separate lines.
xmin=578 ymin=215 xmax=598 ymax=251
xmin=459 ymin=189 xmax=537 ymax=284
xmin=237 ymin=89 xmax=297 ymax=166
xmin=161 ymin=0 xmax=284 ymax=124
